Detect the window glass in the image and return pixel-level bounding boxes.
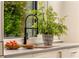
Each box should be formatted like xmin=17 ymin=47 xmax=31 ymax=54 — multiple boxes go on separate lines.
xmin=4 ymin=1 xmax=36 ymax=38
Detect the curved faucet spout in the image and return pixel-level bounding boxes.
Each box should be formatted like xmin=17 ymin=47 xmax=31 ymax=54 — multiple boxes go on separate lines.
xmin=24 ymin=14 xmax=38 ymax=44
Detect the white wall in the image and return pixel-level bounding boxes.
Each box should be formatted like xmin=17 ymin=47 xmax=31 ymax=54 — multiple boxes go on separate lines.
xmin=48 ymin=1 xmax=62 ymax=16
xmin=61 ymin=2 xmax=79 ymax=43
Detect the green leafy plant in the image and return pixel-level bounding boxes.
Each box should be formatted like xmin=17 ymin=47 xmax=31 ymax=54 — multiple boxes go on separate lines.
xmin=27 ymin=3 xmax=67 ymax=37
xmin=4 ymin=1 xmax=26 ymax=37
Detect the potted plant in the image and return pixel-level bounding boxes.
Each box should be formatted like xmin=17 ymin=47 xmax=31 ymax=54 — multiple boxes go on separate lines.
xmin=27 ymin=6 xmax=67 ymax=46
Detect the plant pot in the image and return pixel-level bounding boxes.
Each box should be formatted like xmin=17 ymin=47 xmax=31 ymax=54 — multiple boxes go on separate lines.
xmin=42 ymin=34 xmax=53 ymax=46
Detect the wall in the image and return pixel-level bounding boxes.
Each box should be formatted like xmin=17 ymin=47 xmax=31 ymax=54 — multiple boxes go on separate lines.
xmin=48 ymin=1 xmax=63 ymax=16
xmin=0 ymin=1 xmax=2 ymax=40
xmin=61 ymin=1 xmax=79 ymax=43
xmin=0 ymin=1 xmax=3 ymax=55
xmin=0 ymin=1 xmax=3 ymax=41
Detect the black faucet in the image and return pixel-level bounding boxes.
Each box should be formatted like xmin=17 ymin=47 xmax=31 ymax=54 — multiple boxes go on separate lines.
xmin=24 ymin=14 xmax=38 ymax=44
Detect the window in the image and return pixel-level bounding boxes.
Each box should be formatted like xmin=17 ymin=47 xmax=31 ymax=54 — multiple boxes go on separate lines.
xmin=4 ymin=1 xmax=26 ymax=38
xmin=4 ymin=1 xmax=37 ymax=39
xmin=4 ymin=1 xmax=63 ymax=44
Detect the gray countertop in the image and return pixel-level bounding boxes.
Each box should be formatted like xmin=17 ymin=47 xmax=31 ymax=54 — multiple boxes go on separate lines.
xmin=4 ymin=43 xmax=79 ymax=57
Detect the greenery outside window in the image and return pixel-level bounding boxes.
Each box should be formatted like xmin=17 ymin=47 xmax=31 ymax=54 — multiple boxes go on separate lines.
xmin=4 ymin=1 xmax=37 ymax=38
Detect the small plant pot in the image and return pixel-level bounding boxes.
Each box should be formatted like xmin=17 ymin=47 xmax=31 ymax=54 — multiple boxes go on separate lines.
xmin=42 ymin=34 xmax=53 ymax=46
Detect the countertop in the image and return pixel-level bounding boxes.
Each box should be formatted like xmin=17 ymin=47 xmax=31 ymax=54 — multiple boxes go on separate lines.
xmin=4 ymin=43 xmax=79 ymax=57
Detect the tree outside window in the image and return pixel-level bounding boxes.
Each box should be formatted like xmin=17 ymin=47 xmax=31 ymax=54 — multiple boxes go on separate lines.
xmin=4 ymin=1 xmax=27 ymax=37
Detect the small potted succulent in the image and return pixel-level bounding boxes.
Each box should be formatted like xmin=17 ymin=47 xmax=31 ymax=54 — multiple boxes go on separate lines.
xmin=5 ymin=40 xmax=20 ymax=50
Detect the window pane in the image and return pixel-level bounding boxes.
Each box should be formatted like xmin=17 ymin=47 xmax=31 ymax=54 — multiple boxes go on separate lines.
xmin=4 ymin=1 xmax=27 ymax=37
xmin=26 ymin=16 xmax=33 ymax=28
xmin=4 ymin=1 xmax=33 ymax=38
xmin=27 ymin=29 xmax=32 ymax=38
xmin=4 ymin=1 xmax=37 ymax=38
xmin=27 ymin=29 xmax=37 ymax=38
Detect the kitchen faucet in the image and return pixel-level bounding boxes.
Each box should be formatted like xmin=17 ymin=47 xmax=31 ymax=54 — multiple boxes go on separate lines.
xmin=24 ymin=14 xmax=38 ymax=44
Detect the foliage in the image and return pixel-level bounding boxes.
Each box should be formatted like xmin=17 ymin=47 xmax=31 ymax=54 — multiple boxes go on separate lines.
xmin=27 ymin=2 xmax=67 ymax=36
xmin=4 ymin=1 xmax=26 ymax=37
